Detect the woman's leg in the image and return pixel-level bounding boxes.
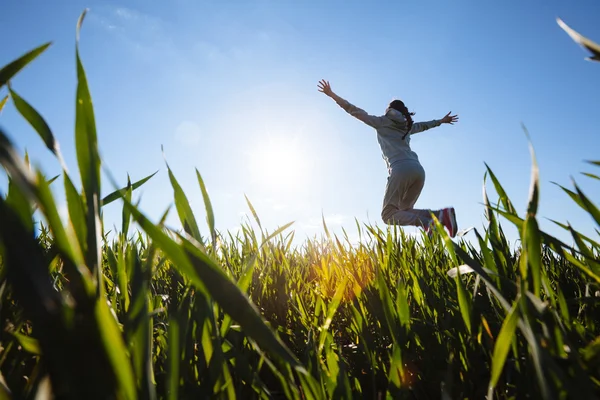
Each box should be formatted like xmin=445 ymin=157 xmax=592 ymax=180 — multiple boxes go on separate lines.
xmin=381 ymin=162 xmax=436 ymax=227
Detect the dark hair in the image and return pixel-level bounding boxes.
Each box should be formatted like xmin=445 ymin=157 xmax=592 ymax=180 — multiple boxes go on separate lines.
xmin=388 ymin=100 xmax=415 ymax=140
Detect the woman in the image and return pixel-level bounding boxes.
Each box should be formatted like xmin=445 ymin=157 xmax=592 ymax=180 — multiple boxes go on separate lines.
xmin=317 ymin=79 xmax=459 ymax=237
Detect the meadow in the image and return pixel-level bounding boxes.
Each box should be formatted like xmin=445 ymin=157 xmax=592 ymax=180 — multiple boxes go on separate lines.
xmin=1 ymin=11 xmax=599 ymax=399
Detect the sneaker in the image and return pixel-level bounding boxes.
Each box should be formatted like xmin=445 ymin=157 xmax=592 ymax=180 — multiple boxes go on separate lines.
xmin=440 ymin=207 xmax=458 ymax=238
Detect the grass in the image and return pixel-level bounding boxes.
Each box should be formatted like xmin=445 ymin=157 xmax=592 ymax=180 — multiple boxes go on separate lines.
xmin=1 ymin=10 xmax=600 ymax=399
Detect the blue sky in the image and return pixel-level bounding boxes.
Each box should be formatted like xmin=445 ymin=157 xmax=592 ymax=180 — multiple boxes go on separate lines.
xmin=1 ymin=0 xmax=599 ymax=246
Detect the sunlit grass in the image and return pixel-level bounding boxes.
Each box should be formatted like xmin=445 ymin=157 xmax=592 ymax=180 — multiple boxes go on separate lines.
xmin=0 ymin=10 xmax=599 ymax=399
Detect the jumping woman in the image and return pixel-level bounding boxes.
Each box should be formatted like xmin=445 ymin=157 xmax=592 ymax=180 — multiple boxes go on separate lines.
xmin=317 ymin=79 xmax=459 ymax=237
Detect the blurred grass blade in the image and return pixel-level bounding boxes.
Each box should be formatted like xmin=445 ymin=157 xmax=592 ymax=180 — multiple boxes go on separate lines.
xmin=95 ymin=298 xmax=136 ymax=400
xmin=101 ymin=170 xmax=157 ymax=207
xmin=0 ymin=130 xmax=37 ymax=200
xmin=167 ymin=315 xmax=180 ymax=400
xmin=524 ymin=129 xmax=539 ymax=217
xmin=0 ymin=42 xmax=51 ymax=88
xmin=0 ymin=95 xmax=7 ymax=114
xmin=487 ymin=301 xmax=519 ymax=397
xmin=0 ymin=129 xmax=93 ymax=300
xmin=9 ymin=88 xmax=66 ymax=168
xmin=11 ymin=332 xmax=42 ymax=355
xmin=5 ymin=177 xmax=34 ymax=232
xmin=0 ymin=194 xmax=62 ymax=319
xmin=557 ymin=17 xmax=600 ymax=62
xmin=322 ymin=212 xmax=331 ymax=240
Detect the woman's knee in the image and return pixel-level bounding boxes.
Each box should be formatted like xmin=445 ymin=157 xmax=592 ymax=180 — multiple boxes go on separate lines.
xmin=381 ymin=207 xmax=395 ymax=224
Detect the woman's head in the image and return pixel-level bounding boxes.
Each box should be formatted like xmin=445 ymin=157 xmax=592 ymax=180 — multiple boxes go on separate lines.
xmin=387 ymin=100 xmax=415 ymax=139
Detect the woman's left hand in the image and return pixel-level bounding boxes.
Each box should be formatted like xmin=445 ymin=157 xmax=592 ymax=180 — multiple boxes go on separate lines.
xmin=441 ymin=112 xmax=459 ymax=124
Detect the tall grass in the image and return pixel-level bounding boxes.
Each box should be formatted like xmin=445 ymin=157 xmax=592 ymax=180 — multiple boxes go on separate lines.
xmin=0 ymin=11 xmax=599 ymax=399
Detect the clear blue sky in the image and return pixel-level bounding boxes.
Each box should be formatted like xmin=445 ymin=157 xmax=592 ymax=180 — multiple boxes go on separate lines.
xmin=1 ymin=0 xmax=599 ymax=246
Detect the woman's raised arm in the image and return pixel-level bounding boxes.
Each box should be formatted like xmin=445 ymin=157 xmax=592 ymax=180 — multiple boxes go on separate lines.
xmin=318 ymin=79 xmax=384 ymax=129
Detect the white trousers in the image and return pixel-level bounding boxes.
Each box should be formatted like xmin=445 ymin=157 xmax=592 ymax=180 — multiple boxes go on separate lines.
xmin=381 ymin=160 xmax=438 ymax=227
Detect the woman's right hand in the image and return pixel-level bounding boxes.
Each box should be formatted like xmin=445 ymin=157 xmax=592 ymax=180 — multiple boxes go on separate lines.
xmin=317 ymin=79 xmax=334 ymax=97
xmin=441 ymin=112 xmax=459 ymax=124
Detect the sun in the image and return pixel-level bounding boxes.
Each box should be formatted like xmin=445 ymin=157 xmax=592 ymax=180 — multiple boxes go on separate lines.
xmin=248 ymin=135 xmax=309 ymax=191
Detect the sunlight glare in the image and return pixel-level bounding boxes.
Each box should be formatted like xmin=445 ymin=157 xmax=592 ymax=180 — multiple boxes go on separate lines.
xmin=248 ymin=135 xmax=309 ymax=191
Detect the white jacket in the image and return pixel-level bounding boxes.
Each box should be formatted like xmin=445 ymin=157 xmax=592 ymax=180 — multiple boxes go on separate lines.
xmin=335 ymin=97 xmax=441 ymax=171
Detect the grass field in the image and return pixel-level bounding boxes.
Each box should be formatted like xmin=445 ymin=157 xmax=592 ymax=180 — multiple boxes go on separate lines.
xmin=1 ymin=11 xmax=599 ymax=399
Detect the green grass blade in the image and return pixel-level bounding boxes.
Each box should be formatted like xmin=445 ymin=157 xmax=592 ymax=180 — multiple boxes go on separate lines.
xmin=9 ymin=88 xmax=66 ymax=168
xmin=487 ymin=301 xmax=519 ymax=397
xmin=396 ymin=280 xmax=410 ymax=328
xmin=567 ymin=224 xmax=600 ymax=274
xmin=318 ymin=278 xmax=348 ymax=353
xmin=64 ymin=173 xmax=87 ymax=257
xmin=581 ymin=172 xmax=600 ymax=181
xmin=47 ymin=174 xmax=60 ymax=185
xmin=122 ymin=175 xmax=133 ymax=237
xmin=117 ymin=246 xmax=131 ymax=313
xmin=452 ymin=245 xmax=511 ymax=311
xmin=0 ymin=42 xmax=51 ymax=88
xmin=562 ymin=249 xmax=600 ymax=283
xmin=552 ymin=182 xmax=585 ymax=210
xmin=245 ymin=194 xmax=262 ymax=229
xmin=196 ymin=169 xmax=215 ymax=246
xmin=572 ymin=181 xmax=600 ymax=228
xmin=485 ymin=163 xmax=516 ymax=214
xmin=74 ymin=9 xmax=102 ymax=278
xmin=455 ymin=268 xmax=473 ymax=334
xmin=165 ymin=161 xmax=201 ymax=242
xmin=376 ymin=266 xmax=399 ymax=344
xmin=524 ymin=215 xmax=542 ymax=297
xmin=101 ymin=170 xmax=158 ymax=207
